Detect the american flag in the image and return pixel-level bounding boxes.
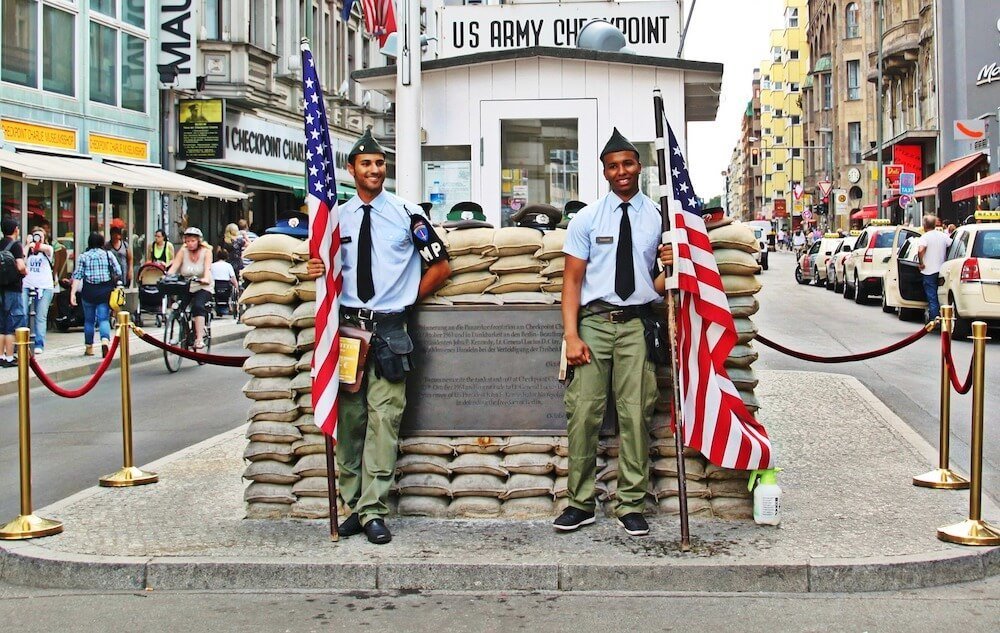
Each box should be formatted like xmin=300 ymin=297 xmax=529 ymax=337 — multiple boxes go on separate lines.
xmin=665 ymin=117 xmax=774 ymax=470
xmin=302 ymin=41 xmax=343 ymax=438
xmin=342 ymin=0 xmax=397 ymax=47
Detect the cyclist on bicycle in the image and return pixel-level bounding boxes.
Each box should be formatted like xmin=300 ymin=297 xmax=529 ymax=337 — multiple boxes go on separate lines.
xmin=165 ymin=227 xmax=213 ymax=350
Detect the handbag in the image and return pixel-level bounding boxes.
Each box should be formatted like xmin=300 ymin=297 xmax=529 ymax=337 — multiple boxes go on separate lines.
xmin=106 ymin=251 xmax=121 ymax=287
xmin=338 ymin=325 xmax=373 ymax=393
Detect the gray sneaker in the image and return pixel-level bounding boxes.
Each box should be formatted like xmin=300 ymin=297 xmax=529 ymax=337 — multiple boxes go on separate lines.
xmin=553 ymin=507 xmax=595 ymax=532
xmin=617 ymin=513 xmax=649 ymax=536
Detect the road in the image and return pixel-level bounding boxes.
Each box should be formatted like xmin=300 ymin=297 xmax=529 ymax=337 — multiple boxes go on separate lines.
xmin=754 ymin=251 xmax=999 ymax=502
xmin=0 ymin=340 xmax=249 ymax=520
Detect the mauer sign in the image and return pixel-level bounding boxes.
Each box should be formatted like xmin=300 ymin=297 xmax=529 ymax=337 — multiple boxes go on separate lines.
xmin=439 ymin=1 xmax=681 ymax=58
xmin=159 ymin=1 xmax=199 ymax=90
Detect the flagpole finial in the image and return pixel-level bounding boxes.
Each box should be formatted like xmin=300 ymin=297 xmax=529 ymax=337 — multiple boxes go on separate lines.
xmin=301 ymin=37 xmax=310 ymax=49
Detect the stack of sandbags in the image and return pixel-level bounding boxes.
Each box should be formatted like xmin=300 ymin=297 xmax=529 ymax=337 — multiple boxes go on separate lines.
xmin=536 ymin=229 xmax=566 ymax=298
xmin=239 ymin=235 xmax=321 ymax=519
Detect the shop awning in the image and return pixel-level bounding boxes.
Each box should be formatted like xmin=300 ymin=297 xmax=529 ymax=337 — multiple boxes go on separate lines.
xmin=952 ymin=171 xmax=1000 ymax=202
xmin=107 ymin=163 xmax=247 ymax=201
xmin=1 ymin=150 xmax=115 ymax=186
xmin=882 ymin=196 xmax=898 ymax=207
xmin=852 ymin=205 xmax=878 ymax=220
xmin=913 ymin=152 xmax=988 ymax=199
xmin=193 ymin=162 xmax=357 ymax=201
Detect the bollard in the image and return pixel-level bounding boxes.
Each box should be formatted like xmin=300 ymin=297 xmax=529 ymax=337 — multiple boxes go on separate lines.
xmin=0 ymin=328 xmax=63 ymax=539
xmin=913 ymin=306 xmax=970 ymax=489
xmin=99 ymin=312 xmax=158 ymax=487
xmin=937 ymin=322 xmax=1000 ymax=546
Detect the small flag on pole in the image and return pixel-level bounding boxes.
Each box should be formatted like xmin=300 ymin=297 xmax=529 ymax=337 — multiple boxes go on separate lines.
xmin=302 ymin=41 xmax=343 ymax=438
xmin=664 ymin=116 xmax=774 ymax=471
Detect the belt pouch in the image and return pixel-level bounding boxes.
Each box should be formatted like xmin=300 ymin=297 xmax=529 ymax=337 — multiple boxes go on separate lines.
xmin=641 ymin=315 xmax=671 ymax=366
xmin=372 ymin=322 xmax=414 ymax=383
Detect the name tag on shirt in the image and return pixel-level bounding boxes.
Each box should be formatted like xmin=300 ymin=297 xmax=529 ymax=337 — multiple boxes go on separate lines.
xmin=596 ymin=236 xmax=614 ymax=245
xmin=340 ymin=236 xmax=353 ymax=244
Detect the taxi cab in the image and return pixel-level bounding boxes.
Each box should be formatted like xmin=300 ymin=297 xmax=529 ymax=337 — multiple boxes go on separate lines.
xmin=795 ymin=240 xmax=821 ymax=285
xmin=827 ymin=230 xmax=861 ymax=293
xmin=814 ymin=233 xmax=845 ymax=287
xmin=843 ymin=219 xmax=899 ymax=303
xmin=937 ymin=219 xmax=1000 ymax=339
xmin=881 ymin=226 xmax=925 ymax=320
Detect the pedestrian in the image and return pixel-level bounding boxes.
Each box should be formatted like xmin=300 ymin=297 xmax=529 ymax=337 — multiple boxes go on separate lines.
xmin=792 ymin=227 xmax=806 ymax=254
xmin=70 ymin=232 xmax=121 ymax=358
xmin=147 ymin=228 xmax=174 ymax=265
xmin=211 ymin=244 xmax=238 ymax=316
xmin=106 ymin=223 xmax=133 ymax=287
xmin=776 ymin=228 xmax=786 ymax=251
xmin=306 ymin=129 xmax=451 ymax=544
xmin=553 ymin=128 xmax=674 ymax=537
xmin=223 ymin=223 xmax=247 ymax=274
xmin=916 ymin=214 xmax=952 ymax=321
xmin=0 ymin=217 xmax=28 ymax=367
xmin=946 ymin=223 xmax=956 ymax=236
xmin=22 ymin=227 xmax=54 ymax=355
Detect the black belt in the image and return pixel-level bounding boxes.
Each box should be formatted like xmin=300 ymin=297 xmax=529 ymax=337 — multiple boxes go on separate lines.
xmin=341 ymin=306 xmax=407 ymax=330
xmin=582 ymin=301 xmax=655 ymax=324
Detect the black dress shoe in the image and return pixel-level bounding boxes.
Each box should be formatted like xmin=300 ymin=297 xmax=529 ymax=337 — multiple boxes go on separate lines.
xmin=339 ymin=513 xmax=362 ymax=537
xmin=363 ymin=518 xmax=392 ymax=544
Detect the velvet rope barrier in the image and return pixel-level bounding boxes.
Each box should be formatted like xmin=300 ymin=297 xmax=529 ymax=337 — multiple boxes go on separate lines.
xmin=941 ymin=333 xmax=975 ymax=395
xmin=755 ymin=321 xmax=935 ymax=364
xmin=29 ymin=337 xmax=121 ymax=398
xmin=135 ymin=329 xmax=249 ymax=367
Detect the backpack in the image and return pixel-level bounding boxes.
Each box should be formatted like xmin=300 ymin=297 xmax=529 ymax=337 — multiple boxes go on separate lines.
xmin=0 ymin=240 xmax=20 ymax=286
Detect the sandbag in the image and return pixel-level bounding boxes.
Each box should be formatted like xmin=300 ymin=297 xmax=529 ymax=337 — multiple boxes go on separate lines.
xmin=289 ymin=371 xmax=312 ymax=394
xmin=296 ymin=327 xmax=316 ymax=352
xmin=296 ymin=280 xmax=316 ymax=301
xmin=293 ymin=453 xmax=335 ymax=478
xmin=489 ymin=254 xmax=545 ymax=275
xmin=451 ymin=473 xmax=506 ymax=498
xmin=447 ymin=496 xmax=502 ymax=518
xmin=241 ymin=259 xmax=297 ymax=284
xmin=734 ymin=317 xmax=758 ymax=344
xmin=721 ymin=274 xmax=762 ymax=297
xmin=727 ymin=296 xmax=760 ymax=318
xmin=707 ymin=478 xmax=754 ymax=498
xmin=292 ymin=433 xmax=325 ymax=456
xmin=446 ymin=228 xmax=495 ymax=256
xmin=296 ymin=393 xmax=313 ymax=414
xmin=503 ymin=453 xmax=554 ymax=475
xmin=292 ymin=239 xmax=310 ymax=262
xmin=725 ymin=344 xmax=758 ymax=368
xmin=290 ymin=497 xmax=330 ymax=519
xmin=490 ymin=227 xmax=544 ymax=257
xmin=395 ymin=454 xmax=452 ymax=476
xmin=503 ymin=474 xmax=553 ymax=499
xmin=290 ymin=302 xmax=315 ymax=328
xmin=287 ymin=261 xmax=314 ymax=281
xmin=241 ymin=303 xmax=294 ymax=328
xmin=243 ymin=460 xmax=300 ymax=485
xmin=396 ymin=473 xmax=452 ymax=497
xmin=296 ymin=351 xmax=313 ymax=373
xmin=396 ymin=495 xmax=450 ymax=517
xmin=539 ymin=258 xmax=565 ymax=278
xmin=246 ymin=502 xmax=291 ymax=518
xmin=450 ymin=453 xmax=508 ymax=477
xmin=453 ymin=436 xmax=508 ymax=454
xmin=244 ymin=327 xmax=297 ymax=355
xmin=714 ymin=249 xmax=761 ymax=275
xmin=240 ymin=281 xmax=298 ymax=305
xmin=503 ymin=436 xmax=557 ymax=454
xmin=292 ymin=476 xmax=330 ymax=498
xmin=399 ymin=437 xmax=455 ymax=456
xmin=244 ymin=441 xmax=295 ymax=463
xmin=710 ymin=496 xmax=754 ymax=520
xmin=248 ymin=398 xmax=299 ymax=422
xmin=649 ymin=456 xmax=706 ymax=480
xmin=486 ymin=273 xmax=546 ymax=294
xmin=708 ymin=224 xmax=758 ymax=254
xmin=449 ymin=253 xmax=498 ymax=274
xmin=446 ymin=293 xmax=503 ymax=305
xmin=243 ymin=234 xmax=302 ymax=261
xmin=242 ymin=377 xmax=294 ymax=401
xmin=497 ymin=292 xmax=557 ymax=305
xmin=534 ymin=229 xmax=567 ymax=260
xmin=246 ymin=420 xmax=301 ymax=443
xmin=552 ymin=476 xmax=568 ymax=499
xmin=436 ymin=271 xmax=497 ymax=297
xmin=726 ymin=366 xmax=758 ymax=391
xmin=704 ymin=463 xmax=753 ymax=481
xmin=652 ymin=476 xmax=709 ymax=500
xmin=293 ymin=413 xmax=321 ymax=435
xmin=657 ymin=496 xmax=712 ymax=516
xmin=501 ymin=497 xmax=554 ymax=518
xmin=244 ymin=483 xmax=295 ymax=504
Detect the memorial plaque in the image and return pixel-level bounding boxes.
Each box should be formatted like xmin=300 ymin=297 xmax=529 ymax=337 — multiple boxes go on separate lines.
xmin=402 ymin=306 xmax=567 ymax=435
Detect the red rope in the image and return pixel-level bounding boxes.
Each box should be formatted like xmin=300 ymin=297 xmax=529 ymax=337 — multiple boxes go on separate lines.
xmin=29 ymin=337 xmax=121 ymax=398
xmin=941 ymin=333 xmax=974 ymax=395
xmin=756 ymin=324 xmax=933 ymax=363
xmin=136 ymin=330 xmax=249 ymax=367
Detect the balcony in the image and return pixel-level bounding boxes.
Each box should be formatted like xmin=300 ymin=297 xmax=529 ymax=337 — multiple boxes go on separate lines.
xmin=867 ymin=18 xmax=919 ymax=81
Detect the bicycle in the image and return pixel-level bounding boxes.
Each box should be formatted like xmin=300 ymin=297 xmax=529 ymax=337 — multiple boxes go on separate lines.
xmin=158 ymin=276 xmax=214 ymax=373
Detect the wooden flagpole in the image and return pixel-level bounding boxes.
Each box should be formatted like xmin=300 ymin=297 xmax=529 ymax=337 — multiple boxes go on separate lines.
xmin=653 ymin=89 xmax=691 ymax=551
xmin=324 ymin=434 xmax=340 ymax=541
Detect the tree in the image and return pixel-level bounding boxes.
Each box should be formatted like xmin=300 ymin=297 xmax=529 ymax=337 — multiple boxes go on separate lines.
xmin=706 ymin=195 xmax=722 ymax=209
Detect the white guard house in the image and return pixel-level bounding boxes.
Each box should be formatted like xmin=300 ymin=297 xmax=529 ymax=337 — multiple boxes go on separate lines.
xmin=352 ymin=1 xmax=722 ymax=227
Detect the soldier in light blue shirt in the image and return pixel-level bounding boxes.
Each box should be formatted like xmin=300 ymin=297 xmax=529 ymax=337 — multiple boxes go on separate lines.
xmin=307 ymin=129 xmax=450 ymax=545
xmin=554 ymin=128 xmax=673 ymax=538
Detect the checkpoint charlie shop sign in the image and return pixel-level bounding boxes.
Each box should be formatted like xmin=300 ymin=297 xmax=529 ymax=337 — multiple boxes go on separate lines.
xmin=439 ymin=1 xmax=681 ymax=57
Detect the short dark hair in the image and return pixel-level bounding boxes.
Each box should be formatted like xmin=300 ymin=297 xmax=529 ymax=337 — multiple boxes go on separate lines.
xmin=1 ymin=217 xmax=17 ymax=237
xmin=87 ymin=232 xmax=106 ymax=251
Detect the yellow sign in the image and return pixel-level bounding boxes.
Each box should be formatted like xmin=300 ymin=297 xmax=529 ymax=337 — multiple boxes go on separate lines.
xmin=974 ymin=210 xmax=1000 ymax=221
xmin=89 ymin=133 xmax=148 ymax=161
xmin=0 ymin=119 xmax=76 ymax=150
xmin=338 ymin=337 xmax=362 ymax=384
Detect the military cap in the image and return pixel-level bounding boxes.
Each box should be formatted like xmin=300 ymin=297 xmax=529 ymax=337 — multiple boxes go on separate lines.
xmin=265 ymin=211 xmax=310 ymax=238
xmin=557 ymin=200 xmax=587 ymax=229
xmin=700 ymin=206 xmax=734 ymax=230
xmin=418 ymin=202 xmax=433 ymax=218
xmin=600 ymin=127 xmax=639 ymax=160
xmin=347 ymin=127 xmax=386 ymax=161
xmin=443 ymin=201 xmax=493 ymax=229
xmin=510 ymin=203 xmax=561 ymax=231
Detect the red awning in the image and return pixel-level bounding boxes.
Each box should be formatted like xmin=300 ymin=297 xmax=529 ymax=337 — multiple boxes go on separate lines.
xmin=852 ymin=205 xmax=877 ymax=220
xmin=913 ymin=152 xmax=988 ymax=199
xmin=882 ymin=196 xmax=898 ymax=207
xmin=952 ymin=171 xmax=1000 ymax=202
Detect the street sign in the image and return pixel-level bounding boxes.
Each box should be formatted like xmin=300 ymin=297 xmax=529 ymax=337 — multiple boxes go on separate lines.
xmin=802 ymin=209 xmax=814 ymax=221
xmin=899 ymin=172 xmax=915 ymax=195
xmin=818 ymin=180 xmax=833 ymax=197
xmin=954 ymin=119 xmax=986 ymax=141
xmin=833 ymin=189 xmax=849 ymax=215
xmin=793 ymin=182 xmax=804 ymax=200
xmin=899 ymin=194 xmax=912 ymax=207
xmin=883 ymin=164 xmax=903 ymax=189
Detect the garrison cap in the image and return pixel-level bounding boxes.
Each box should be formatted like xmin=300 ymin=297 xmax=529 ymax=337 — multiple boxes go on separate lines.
xmin=265 ymin=211 xmax=310 ymax=238
xmin=511 ymin=203 xmax=561 ymax=231
xmin=347 ymin=128 xmax=386 ymax=161
xmin=443 ymin=201 xmax=493 ymax=229
xmin=558 ymin=200 xmax=587 ymax=229
xmin=600 ymin=127 xmax=639 ymax=160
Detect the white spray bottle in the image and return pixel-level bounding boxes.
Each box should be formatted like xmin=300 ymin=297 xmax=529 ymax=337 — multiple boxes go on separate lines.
xmin=748 ymin=468 xmax=782 ymax=526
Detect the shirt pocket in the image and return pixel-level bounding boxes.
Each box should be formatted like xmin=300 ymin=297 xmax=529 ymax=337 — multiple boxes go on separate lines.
xmin=377 ymin=226 xmax=411 ymax=251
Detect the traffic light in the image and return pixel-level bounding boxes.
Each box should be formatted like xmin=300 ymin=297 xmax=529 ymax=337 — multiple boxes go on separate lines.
xmin=815 ymin=203 xmax=828 ymax=215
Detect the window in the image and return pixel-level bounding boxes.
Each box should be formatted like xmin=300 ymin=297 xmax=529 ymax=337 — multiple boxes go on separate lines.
xmin=774 ymin=81 xmax=783 ymax=91
xmin=848 ymin=122 xmax=862 ymax=163
xmin=790 ymin=115 xmax=800 ymax=125
xmin=87 ymin=2 xmax=148 ymax=111
xmin=775 ymin=136 xmax=784 ymax=145
xmin=775 ymin=109 xmax=783 ymax=118
xmin=763 ymin=104 xmax=772 ymax=113
xmin=789 ymin=50 xmax=799 ymax=60
xmin=775 ymin=162 xmax=784 ymax=172
xmin=791 ymin=148 xmax=801 ymax=158
xmin=847 ymin=60 xmax=860 ymax=100
xmin=2 ymin=0 xmax=76 ymax=96
xmin=250 ymin=0 xmax=275 ymax=52
xmin=821 ymin=74 xmax=832 ymax=109
xmin=772 ymin=46 xmax=782 ymax=62
xmin=789 ymin=82 xmax=800 ymax=92
xmin=764 ymin=127 xmax=771 ymax=135
xmin=202 ymin=0 xmax=221 ymax=39
xmin=786 ymin=7 xmax=798 ymax=28
xmin=846 ymin=3 xmax=860 ymax=38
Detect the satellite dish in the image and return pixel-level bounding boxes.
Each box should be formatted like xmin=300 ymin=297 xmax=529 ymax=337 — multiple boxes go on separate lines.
xmin=577 ymin=20 xmax=627 ymax=53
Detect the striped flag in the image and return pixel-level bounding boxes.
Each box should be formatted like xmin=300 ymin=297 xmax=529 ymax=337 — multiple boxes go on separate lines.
xmin=302 ymin=41 xmax=343 ymax=438
xmin=362 ymin=0 xmax=397 ymax=46
xmin=665 ymin=117 xmax=774 ymax=470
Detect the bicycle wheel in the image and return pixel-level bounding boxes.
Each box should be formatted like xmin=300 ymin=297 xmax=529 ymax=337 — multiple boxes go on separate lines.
xmin=163 ymin=313 xmax=186 ymax=373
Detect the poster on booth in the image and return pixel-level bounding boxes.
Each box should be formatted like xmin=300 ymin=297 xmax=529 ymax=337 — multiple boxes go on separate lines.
xmin=439 ymin=2 xmax=681 ymax=58
xmin=178 ymin=99 xmax=224 ymax=159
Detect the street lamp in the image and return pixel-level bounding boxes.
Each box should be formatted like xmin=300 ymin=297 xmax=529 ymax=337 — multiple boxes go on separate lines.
xmin=721 ymin=169 xmax=729 ymax=214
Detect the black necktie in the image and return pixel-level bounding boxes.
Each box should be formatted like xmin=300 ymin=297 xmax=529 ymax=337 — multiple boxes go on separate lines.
xmin=615 ymin=202 xmax=635 ymax=301
xmin=357 ymin=204 xmax=375 ymax=302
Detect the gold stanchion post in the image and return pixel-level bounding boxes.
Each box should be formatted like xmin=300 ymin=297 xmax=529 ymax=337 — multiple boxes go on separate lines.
xmin=0 ymin=328 xmax=63 ymax=539
xmin=99 ymin=312 xmax=158 ymax=487
xmin=937 ymin=321 xmax=1000 ymax=546
xmin=914 ymin=306 xmax=969 ymax=489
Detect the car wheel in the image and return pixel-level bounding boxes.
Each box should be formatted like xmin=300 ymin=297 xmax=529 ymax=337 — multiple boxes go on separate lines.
xmin=881 ymin=292 xmax=895 ymax=314
xmin=898 ymin=307 xmax=920 ymax=322
xmin=853 ymin=274 xmax=866 ymax=304
xmin=949 ymin=295 xmax=972 ymax=340
xmin=825 ymin=270 xmax=835 ymax=291
xmin=812 ymin=268 xmax=820 ymax=286
xmin=842 ymin=271 xmax=854 ymax=299
xmin=795 ymin=266 xmax=808 ymax=285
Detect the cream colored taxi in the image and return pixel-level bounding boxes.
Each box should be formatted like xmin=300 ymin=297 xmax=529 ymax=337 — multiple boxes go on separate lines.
xmin=937 ymin=221 xmax=1000 ymax=339
xmin=814 ymin=233 xmax=844 ymax=287
xmin=827 ymin=231 xmax=861 ymax=293
xmin=882 ymin=226 xmax=925 ymax=320
xmin=843 ymin=219 xmax=899 ymax=304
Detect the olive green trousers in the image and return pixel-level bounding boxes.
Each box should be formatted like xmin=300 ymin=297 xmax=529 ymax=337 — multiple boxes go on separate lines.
xmin=564 ymin=315 xmax=658 ymax=516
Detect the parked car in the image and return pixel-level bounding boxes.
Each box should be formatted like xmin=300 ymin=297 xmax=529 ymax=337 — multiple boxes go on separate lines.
xmin=937 ymin=222 xmax=1000 ymax=339
xmin=882 ymin=226 xmax=926 ymax=320
xmin=843 ymin=220 xmax=898 ymax=303
xmin=814 ymin=234 xmax=844 ymax=287
xmin=745 ymin=221 xmax=771 ymax=271
xmin=795 ymin=240 xmax=821 ymax=285
xmin=827 ymin=232 xmax=860 ymax=293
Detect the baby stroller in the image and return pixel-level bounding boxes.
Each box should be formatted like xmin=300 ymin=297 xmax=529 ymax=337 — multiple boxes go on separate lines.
xmin=135 ymin=262 xmax=168 ymax=327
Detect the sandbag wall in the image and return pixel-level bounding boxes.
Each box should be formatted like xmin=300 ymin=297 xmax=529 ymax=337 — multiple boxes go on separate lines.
xmin=237 ymin=225 xmax=763 ymax=520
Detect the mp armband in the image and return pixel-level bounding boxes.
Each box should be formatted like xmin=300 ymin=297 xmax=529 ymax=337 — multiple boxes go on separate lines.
xmin=410 ymin=214 xmax=449 ymax=264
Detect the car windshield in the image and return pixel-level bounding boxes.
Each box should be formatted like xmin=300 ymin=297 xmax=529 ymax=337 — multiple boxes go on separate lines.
xmin=973 ymin=230 xmax=1000 ymax=259
xmin=873 ymin=230 xmax=895 ymax=248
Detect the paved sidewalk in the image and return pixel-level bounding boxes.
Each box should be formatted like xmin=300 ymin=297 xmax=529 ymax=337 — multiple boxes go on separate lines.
xmin=0 ymin=316 xmax=250 ymax=397
xmin=1 ymin=370 xmax=996 ymax=593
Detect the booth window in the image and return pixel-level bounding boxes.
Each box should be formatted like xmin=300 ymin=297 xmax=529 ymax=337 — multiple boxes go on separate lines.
xmin=2 ymin=0 xmax=76 ymax=96
xmin=500 ymin=119 xmax=578 ymax=227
